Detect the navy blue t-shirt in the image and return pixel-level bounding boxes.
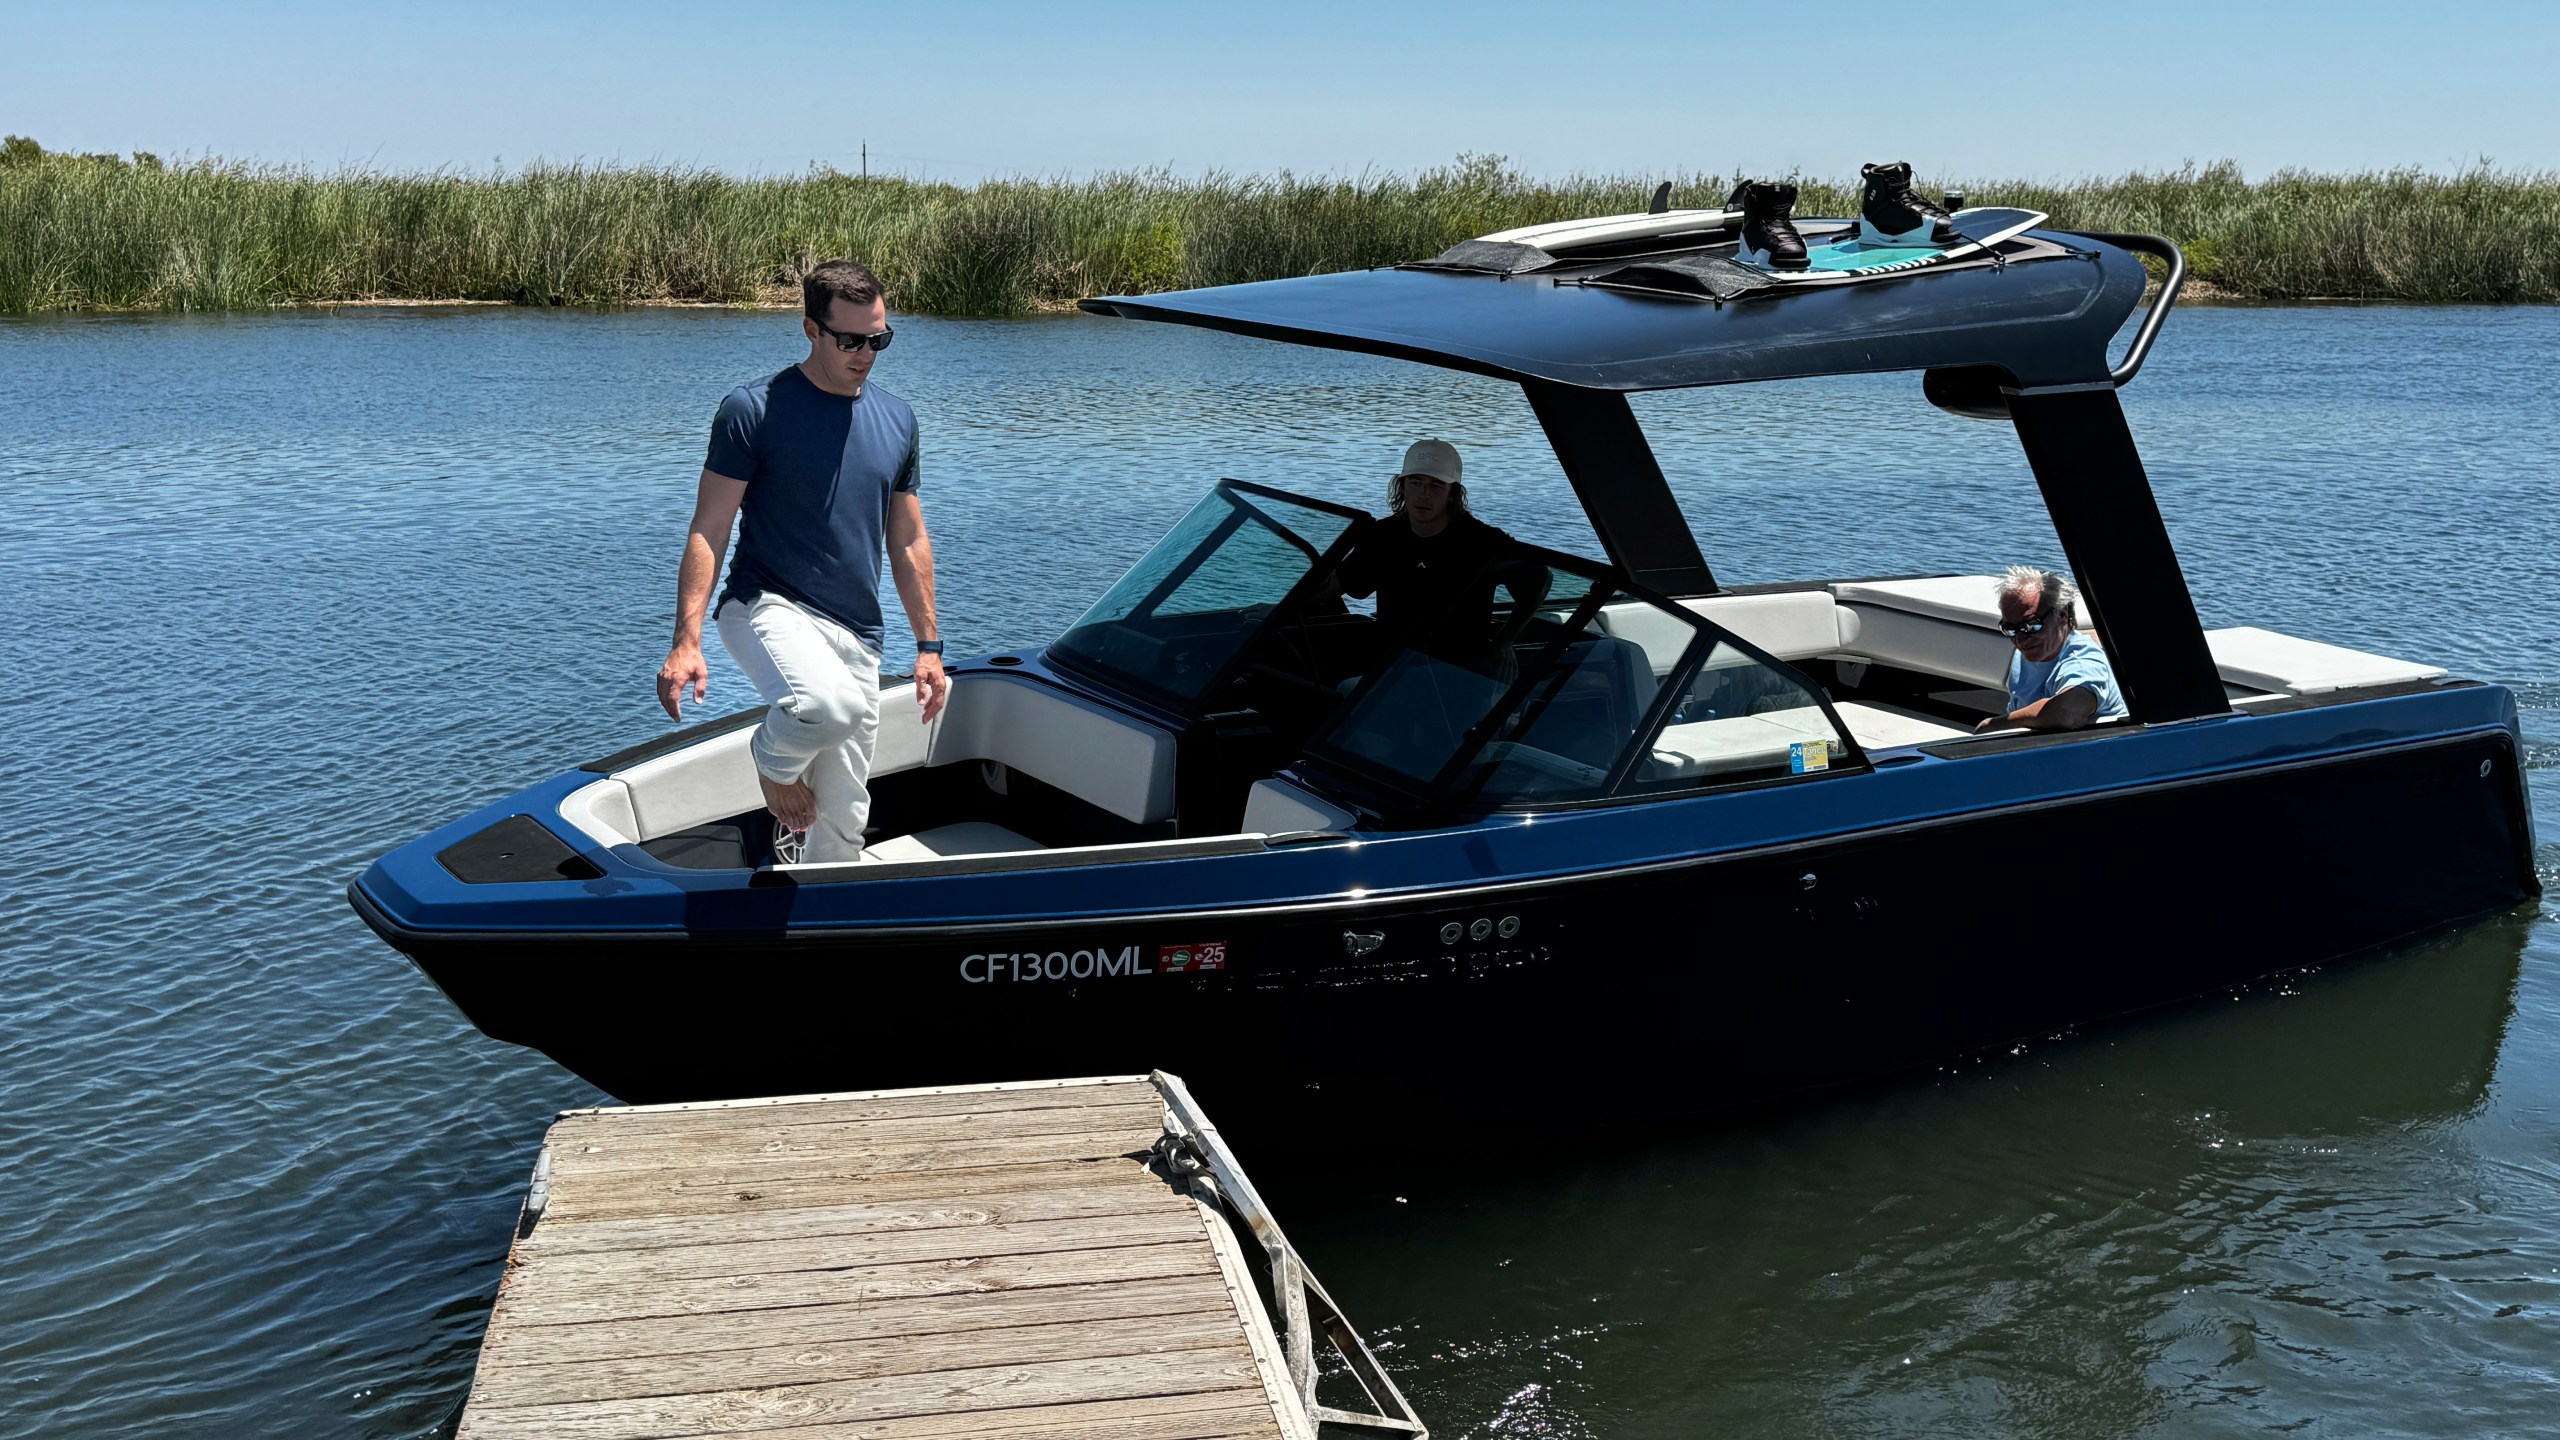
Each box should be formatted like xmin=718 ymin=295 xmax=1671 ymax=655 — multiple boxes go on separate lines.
xmin=707 ymin=365 xmax=920 ymax=649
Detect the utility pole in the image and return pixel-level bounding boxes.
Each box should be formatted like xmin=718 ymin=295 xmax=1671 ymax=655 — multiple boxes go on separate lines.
xmin=861 ymin=142 xmax=867 ymax=181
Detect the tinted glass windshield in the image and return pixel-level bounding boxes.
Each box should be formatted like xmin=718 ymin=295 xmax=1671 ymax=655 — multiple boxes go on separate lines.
xmin=1309 ymin=559 xmax=1854 ymax=810
xmin=1049 ymin=482 xmax=1359 ymax=710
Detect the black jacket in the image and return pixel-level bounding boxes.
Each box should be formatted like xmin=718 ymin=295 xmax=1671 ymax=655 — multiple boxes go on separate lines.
xmin=1337 ymin=511 xmax=1514 ymax=660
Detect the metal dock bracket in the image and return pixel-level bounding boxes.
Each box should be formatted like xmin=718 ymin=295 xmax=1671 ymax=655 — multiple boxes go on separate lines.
xmin=1152 ymin=1071 xmax=1429 ymax=1438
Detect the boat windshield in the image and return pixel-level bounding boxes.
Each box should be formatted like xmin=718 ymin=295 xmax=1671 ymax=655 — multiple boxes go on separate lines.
xmin=1049 ymin=480 xmax=1362 ymax=711
xmin=1306 ymin=550 xmax=1857 ymax=810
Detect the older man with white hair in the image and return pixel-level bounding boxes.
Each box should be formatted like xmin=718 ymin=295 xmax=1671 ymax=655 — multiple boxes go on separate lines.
xmin=1977 ymin=565 xmax=2127 ymax=732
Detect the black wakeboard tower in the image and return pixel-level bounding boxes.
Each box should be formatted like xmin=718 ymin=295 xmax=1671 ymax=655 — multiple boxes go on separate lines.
xmin=1080 ymin=222 xmax=2224 ymax=724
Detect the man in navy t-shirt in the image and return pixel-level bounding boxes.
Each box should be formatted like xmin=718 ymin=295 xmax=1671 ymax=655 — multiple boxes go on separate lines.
xmin=655 ymin=258 xmax=949 ymax=863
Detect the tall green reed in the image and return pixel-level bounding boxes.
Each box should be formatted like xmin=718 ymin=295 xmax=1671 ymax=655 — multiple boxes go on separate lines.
xmin=3 ymin=139 xmax=2555 ymax=314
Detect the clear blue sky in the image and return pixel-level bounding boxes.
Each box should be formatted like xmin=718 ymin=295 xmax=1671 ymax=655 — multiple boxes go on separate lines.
xmin=7 ymin=0 xmax=2552 ymax=181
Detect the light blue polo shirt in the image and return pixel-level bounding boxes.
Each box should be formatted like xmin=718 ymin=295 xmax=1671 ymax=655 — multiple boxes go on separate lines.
xmin=2007 ymin=633 xmax=2127 ymax=718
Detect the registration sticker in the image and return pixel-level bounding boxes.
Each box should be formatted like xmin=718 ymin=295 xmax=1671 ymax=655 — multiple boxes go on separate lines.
xmin=1160 ymin=941 xmax=1227 ymax=973
xmin=1790 ymin=740 xmax=1830 ymax=774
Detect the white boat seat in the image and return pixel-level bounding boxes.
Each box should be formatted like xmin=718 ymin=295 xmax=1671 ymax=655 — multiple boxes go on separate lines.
xmin=1644 ymin=704 xmax=1841 ymax=781
xmin=1680 ymin=590 xmax=1855 ymax=662
xmin=1595 ymin=600 xmax=1702 ymax=675
xmin=1826 ymin=576 xmax=2048 ymax=692
xmin=1831 ymin=700 xmax=1975 ymax=750
xmin=926 ymin=676 xmax=1177 ymax=825
xmin=595 ymin=672 xmax=1178 ymax=846
xmin=605 ymin=689 xmax=932 ymax=846
xmin=1829 ymin=576 xmax=2093 ymax=629
xmin=1598 ymin=592 xmax=1853 ymax=669
xmin=1242 ymin=777 xmax=1359 ymax=836
xmin=865 ymin=822 xmax=1046 ymax=863
xmin=1830 ymin=603 xmax=2017 ymax=690
xmin=611 ymin=725 xmax=763 ymax=842
xmin=1833 ymin=578 xmax=2447 ymax=701
xmin=2205 ymin=627 xmax=2445 ymax=696
xmin=559 ymin=775 xmax=640 ymax=845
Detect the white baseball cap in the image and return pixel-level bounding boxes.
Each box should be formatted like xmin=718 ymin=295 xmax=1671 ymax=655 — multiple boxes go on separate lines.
xmin=1396 ymin=439 xmax=1462 ymax=485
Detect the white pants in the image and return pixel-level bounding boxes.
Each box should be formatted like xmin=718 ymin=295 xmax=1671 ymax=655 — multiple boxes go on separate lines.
xmin=716 ymin=592 xmax=881 ymax=864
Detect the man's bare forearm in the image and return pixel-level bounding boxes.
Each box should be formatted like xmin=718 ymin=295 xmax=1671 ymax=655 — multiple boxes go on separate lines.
xmin=660 ymin=470 xmax=747 ymax=720
xmin=2012 ymin=687 xmax=2098 ymax=730
xmin=673 ymin=529 xmax=723 ymax=650
xmin=879 ymin=495 xmax=950 ymax=722
xmin=1977 ymin=687 xmax=2101 ymax=733
xmin=889 ymin=534 xmax=938 ymax=643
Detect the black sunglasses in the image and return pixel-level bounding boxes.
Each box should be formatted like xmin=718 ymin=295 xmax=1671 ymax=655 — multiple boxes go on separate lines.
xmin=1997 ymin=608 xmax=2057 ymax=638
xmin=812 ymin=318 xmax=895 ymax=353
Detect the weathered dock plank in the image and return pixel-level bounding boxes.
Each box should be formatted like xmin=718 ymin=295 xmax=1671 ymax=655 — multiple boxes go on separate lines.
xmin=732 ymin=1395 xmax=1284 ymax=1440
xmin=479 ymin=1273 xmax=1238 ymax=1370
xmin=542 ymin=1121 xmax=1167 ymax=1184
xmin=510 ymin=1210 xmax=1208 ymax=1288
xmin=542 ymin=1102 xmax=1167 ymax=1173
xmin=459 ymin=1345 xmax=1268 ymax=1440
xmin=542 ymin=1080 xmax=1171 ymax=1133
xmin=519 ymin=1179 xmax=1170 ymax=1257
xmin=543 ymin=1157 xmax=1156 ymax=1226
xmin=475 ymin=1310 xmax=1260 ymax=1409
xmin=497 ymin=1229 xmax=1220 ymax=1328
xmin=544 ymin=1091 xmax=1168 ymax=1142
xmin=456 ymin=1077 xmax=1313 ymax=1440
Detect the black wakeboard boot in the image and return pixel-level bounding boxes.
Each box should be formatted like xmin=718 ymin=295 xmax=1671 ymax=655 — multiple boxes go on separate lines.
xmin=1727 ymin=179 xmax=1808 ymax=271
xmin=1858 ymin=161 xmax=1956 ymax=246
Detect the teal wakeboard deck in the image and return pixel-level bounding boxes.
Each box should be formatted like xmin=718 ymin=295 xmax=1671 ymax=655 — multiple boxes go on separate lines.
xmin=1748 ymin=206 xmax=2049 ymax=282
xmin=1568 ymin=206 xmax=2053 ymax=303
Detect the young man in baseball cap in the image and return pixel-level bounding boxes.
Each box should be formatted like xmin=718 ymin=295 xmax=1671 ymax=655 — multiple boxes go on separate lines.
xmin=1336 ymin=439 xmax=1514 ymax=665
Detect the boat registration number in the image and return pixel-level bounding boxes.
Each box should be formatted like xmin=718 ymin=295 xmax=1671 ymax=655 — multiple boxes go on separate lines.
xmin=960 ymin=941 xmax=1226 ymax=984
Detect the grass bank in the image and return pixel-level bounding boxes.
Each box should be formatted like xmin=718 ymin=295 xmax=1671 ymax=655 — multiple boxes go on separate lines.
xmin=5 ymin=141 xmax=2556 ymax=315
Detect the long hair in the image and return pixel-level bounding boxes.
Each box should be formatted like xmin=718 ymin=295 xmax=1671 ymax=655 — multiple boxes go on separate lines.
xmin=1387 ymin=474 xmax=1469 ymax=517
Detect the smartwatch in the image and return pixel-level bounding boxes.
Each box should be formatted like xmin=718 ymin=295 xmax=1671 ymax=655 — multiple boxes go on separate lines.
xmin=914 ymin=640 xmax=945 ymax=656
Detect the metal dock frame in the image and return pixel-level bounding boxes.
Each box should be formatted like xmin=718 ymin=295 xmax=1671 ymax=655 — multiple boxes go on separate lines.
xmin=1153 ymin=1070 xmax=1429 ymax=1438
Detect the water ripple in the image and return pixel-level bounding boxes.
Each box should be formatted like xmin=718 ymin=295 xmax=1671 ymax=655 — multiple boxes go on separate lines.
xmin=3 ymin=305 xmax=2557 ymax=1438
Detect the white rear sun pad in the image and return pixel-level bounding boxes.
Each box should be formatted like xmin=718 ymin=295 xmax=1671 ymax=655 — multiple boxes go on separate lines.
xmin=1829 ymin=576 xmax=2090 ymax=629
xmin=2205 ymin=628 xmax=2445 ymax=697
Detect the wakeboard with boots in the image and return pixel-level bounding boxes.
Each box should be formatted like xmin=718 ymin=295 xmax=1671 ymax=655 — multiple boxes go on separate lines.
xmin=1727 ymin=180 xmax=1808 ymax=272
xmin=1717 ymin=164 xmax=2046 ymax=289
xmin=1858 ymin=161 xmax=1957 ymax=246
xmin=1443 ymin=162 xmax=2052 ymax=302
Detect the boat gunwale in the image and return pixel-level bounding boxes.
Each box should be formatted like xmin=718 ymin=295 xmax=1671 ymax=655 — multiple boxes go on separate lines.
xmin=350 ymin=716 xmax=2535 ymax=947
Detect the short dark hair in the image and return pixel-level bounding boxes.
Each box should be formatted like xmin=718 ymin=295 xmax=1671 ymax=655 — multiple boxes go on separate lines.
xmin=803 ymin=259 xmax=885 ymax=322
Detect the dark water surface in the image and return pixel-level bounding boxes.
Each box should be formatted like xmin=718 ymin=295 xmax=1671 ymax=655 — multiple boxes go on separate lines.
xmin=3 ymin=304 xmax=2555 ymax=1438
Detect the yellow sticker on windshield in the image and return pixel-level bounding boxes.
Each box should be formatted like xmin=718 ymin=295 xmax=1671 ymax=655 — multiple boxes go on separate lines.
xmin=1790 ymin=740 xmax=1830 ymax=774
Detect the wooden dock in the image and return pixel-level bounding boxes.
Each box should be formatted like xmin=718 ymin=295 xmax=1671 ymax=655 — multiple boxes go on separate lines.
xmin=455 ymin=1074 xmax=1422 ymax=1440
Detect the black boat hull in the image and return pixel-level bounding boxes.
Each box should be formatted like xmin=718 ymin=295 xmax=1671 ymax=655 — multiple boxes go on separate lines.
xmin=363 ymin=729 xmax=2537 ymax=1117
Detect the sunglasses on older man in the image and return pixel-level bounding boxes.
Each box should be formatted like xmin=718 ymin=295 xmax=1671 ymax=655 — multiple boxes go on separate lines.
xmin=1997 ymin=607 xmax=2057 ymax=638
xmin=813 ymin=317 xmax=895 ymax=353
